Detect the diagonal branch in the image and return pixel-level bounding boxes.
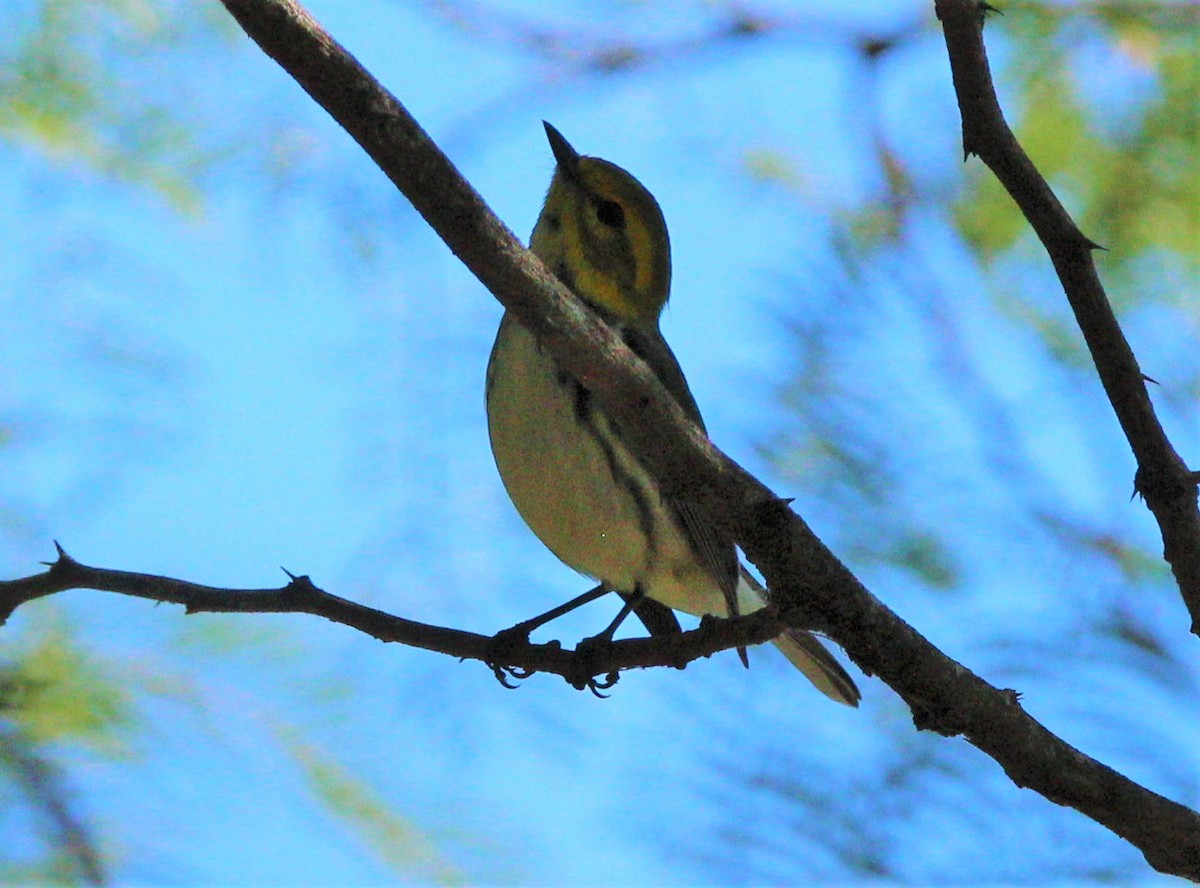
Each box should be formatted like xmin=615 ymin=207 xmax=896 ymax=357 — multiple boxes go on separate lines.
xmin=936 ymin=0 xmax=1200 ymax=634
xmin=35 ymin=0 xmax=1191 ymax=878
xmin=0 ymin=728 xmax=105 ymax=885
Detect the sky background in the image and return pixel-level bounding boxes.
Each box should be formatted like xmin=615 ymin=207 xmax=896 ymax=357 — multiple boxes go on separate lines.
xmin=2 ymin=0 xmax=1197 ymax=884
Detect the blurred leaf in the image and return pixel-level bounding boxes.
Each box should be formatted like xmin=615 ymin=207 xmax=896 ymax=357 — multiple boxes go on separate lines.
xmin=955 ymin=6 xmax=1198 ymax=276
xmin=174 ymin=615 xmax=301 ymax=660
xmin=275 ymin=723 xmax=465 ymax=886
xmin=843 ymin=202 xmax=903 ymax=251
xmin=0 ymin=615 xmax=121 ymax=883
xmin=887 ymin=532 xmax=960 ymax=591
xmin=742 ymin=147 xmax=806 ymax=191
xmin=2 ymin=616 xmax=135 ymax=754
xmin=0 ymin=0 xmax=237 ymax=212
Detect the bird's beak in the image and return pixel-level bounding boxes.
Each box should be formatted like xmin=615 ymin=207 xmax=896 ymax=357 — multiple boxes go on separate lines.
xmin=543 ymin=121 xmax=581 ymax=181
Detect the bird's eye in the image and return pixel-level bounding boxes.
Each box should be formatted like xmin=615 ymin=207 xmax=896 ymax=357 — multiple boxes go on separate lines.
xmin=595 ymin=199 xmax=625 ymax=229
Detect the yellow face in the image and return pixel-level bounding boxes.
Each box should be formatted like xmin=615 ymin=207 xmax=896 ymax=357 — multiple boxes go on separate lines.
xmin=530 ymin=125 xmax=671 ymax=326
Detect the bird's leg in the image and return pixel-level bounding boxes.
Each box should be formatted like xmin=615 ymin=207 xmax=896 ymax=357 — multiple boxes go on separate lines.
xmin=592 ymin=588 xmax=642 ymax=643
xmin=566 ymin=587 xmax=650 ymax=696
xmin=496 ymin=583 xmax=611 ymax=641
xmin=485 ymin=584 xmax=614 ymax=688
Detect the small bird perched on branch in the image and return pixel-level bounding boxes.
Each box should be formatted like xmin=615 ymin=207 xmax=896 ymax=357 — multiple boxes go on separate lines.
xmin=486 ymin=123 xmax=859 ymax=706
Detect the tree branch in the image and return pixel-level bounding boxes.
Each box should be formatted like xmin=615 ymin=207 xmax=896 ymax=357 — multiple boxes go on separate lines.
xmin=0 ymin=727 xmax=105 ymax=885
xmin=0 ymin=545 xmax=784 ymax=694
xmin=935 ymin=0 xmax=1200 ymax=634
xmin=12 ymin=0 xmax=1190 ymax=877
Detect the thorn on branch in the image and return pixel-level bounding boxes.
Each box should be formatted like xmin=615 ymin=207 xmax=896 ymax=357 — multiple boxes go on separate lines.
xmin=44 ymin=543 xmax=81 ymax=577
xmin=281 ymin=571 xmax=323 ymax=603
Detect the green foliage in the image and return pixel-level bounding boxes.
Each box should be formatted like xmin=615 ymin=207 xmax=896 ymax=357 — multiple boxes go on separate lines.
xmin=742 ymin=147 xmax=807 ymax=192
xmin=781 ymin=3 xmax=1198 ymax=591
xmin=0 ymin=6 xmax=231 ymax=868
xmin=1 ymin=616 xmax=136 ymax=752
xmin=0 ymin=0 xmax=237 ymax=212
xmin=954 ymin=2 xmax=1199 ymax=278
xmin=0 ymin=613 xmax=131 ymax=884
xmin=275 ymin=724 xmax=465 ymax=886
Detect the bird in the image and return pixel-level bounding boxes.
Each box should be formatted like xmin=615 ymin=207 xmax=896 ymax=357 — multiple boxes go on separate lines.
xmin=485 ymin=122 xmax=859 ymax=706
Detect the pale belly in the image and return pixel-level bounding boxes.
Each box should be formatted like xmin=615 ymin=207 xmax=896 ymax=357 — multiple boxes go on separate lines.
xmin=486 ymin=314 xmax=731 ymax=617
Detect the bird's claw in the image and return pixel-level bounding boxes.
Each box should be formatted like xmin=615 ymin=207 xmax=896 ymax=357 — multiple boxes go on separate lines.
xmin=586 ymin=671 xmax=619 ymax=698
xmin=490 ymin=664 xmax=523 ymax=689
xmin=566 ymin=634 xmax=622 ymax=697
xmin=485 ymin=626 xmax=559 ymax=688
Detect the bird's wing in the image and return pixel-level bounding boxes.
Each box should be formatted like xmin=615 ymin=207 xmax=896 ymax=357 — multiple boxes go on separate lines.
xmin=621 ymin=325 xmax=740 ymax=612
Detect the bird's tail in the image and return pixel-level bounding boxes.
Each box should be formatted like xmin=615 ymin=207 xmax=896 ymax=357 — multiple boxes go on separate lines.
xmin=736 ymin=570 xmax=860 ymax=707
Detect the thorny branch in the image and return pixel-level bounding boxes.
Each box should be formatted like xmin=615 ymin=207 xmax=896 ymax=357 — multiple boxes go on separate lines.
xmin=936 ymin=0 xmax=1200 ymax=634
xmin=0 ymin=545 xmax=784 ymax=694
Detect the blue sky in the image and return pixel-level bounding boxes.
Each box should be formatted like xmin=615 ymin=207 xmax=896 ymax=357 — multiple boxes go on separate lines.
xmin=2 ymin=0 xmax=1196 ymax=884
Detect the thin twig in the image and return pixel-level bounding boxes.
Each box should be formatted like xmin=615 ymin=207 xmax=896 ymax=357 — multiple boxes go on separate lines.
xmin=0 ymin=545 xmax=783 ymax=693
